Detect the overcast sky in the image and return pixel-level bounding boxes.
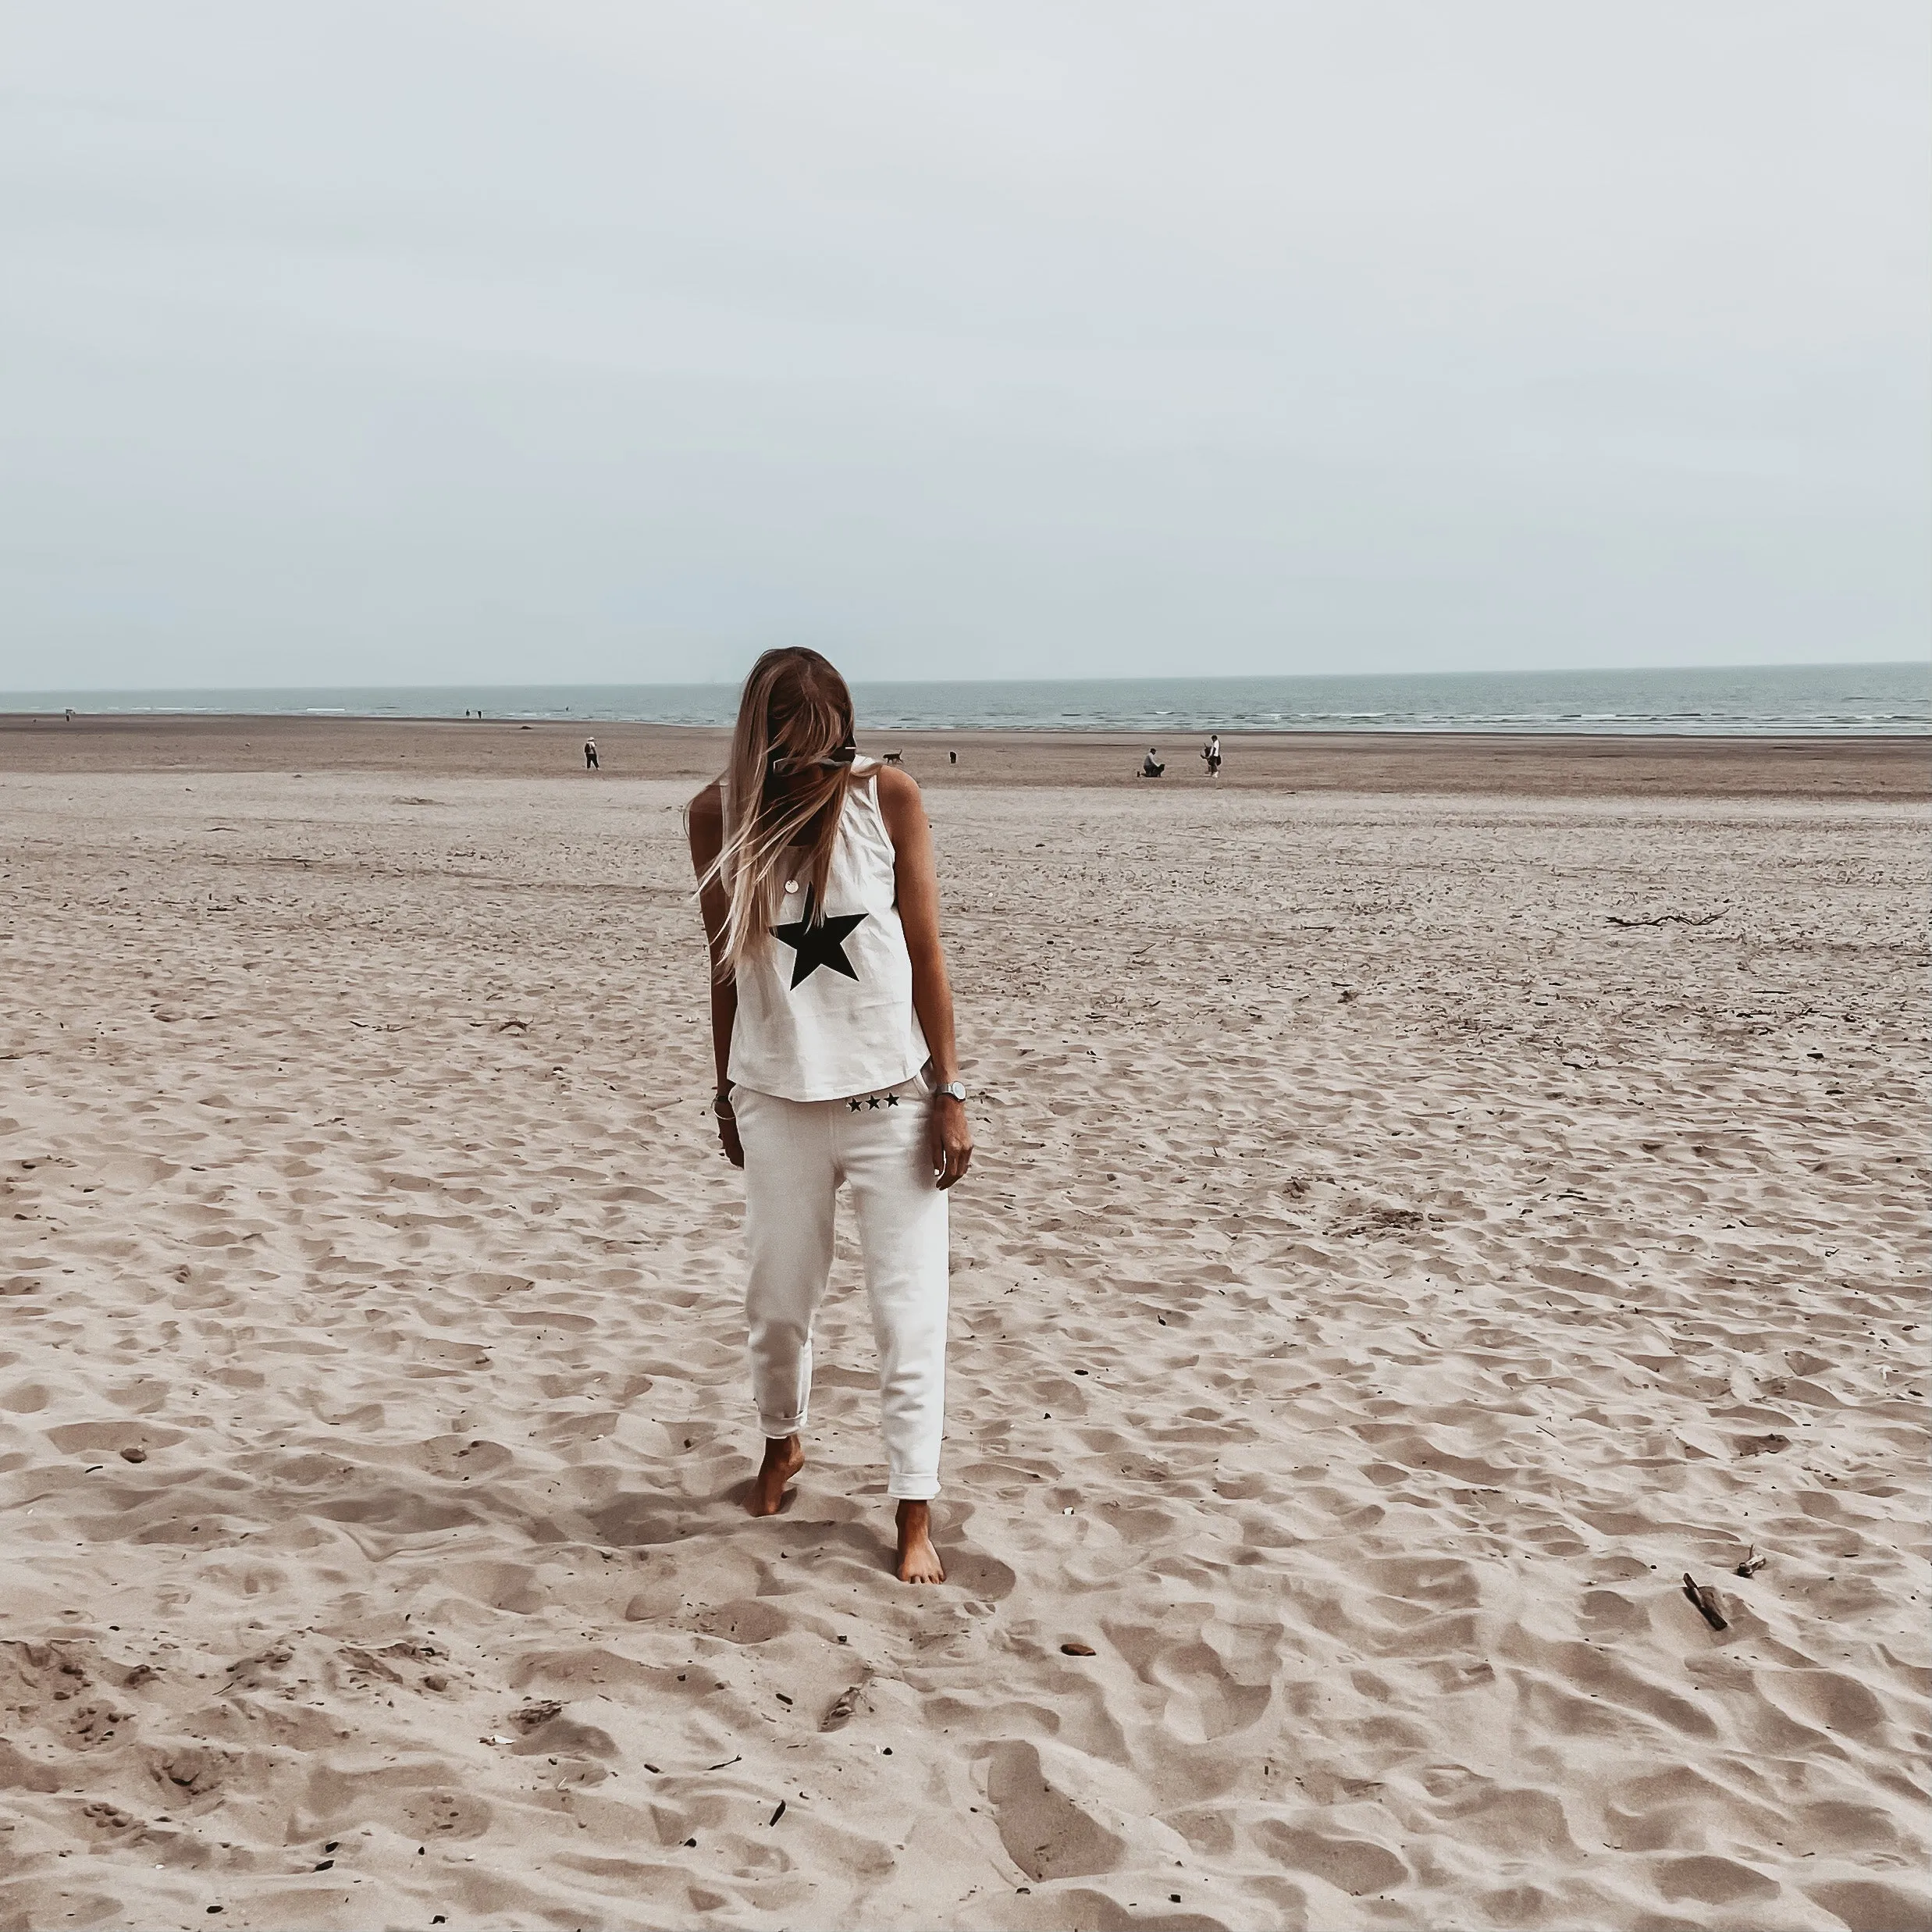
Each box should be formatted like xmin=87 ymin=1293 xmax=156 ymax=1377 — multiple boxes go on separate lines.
xmin=4 ymin=1 xmax=1927 ymax=688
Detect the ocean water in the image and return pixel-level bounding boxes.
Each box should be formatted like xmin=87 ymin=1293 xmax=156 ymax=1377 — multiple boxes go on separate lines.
xmin=5 ymin=664 xmax=1927 ymax=735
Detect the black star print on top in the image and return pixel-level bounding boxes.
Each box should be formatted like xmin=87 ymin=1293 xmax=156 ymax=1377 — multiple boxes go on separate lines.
xmin=771 ymin=884 xmax=867 ymax=990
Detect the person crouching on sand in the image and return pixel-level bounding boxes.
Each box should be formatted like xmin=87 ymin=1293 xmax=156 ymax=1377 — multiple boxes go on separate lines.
xmin=687 ymin=647 xmax=973 ymax=1585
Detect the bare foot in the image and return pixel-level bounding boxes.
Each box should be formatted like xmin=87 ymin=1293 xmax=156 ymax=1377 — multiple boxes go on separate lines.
xmin=746 ymin=1435 xmax=804 ymax=1516
xmin=895 ymin=1500 xmax=945 ymax=1584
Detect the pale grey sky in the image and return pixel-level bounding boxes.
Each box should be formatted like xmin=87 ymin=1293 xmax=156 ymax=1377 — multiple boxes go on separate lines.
xmin=3 ymin=0 xmax=1927 ymax=688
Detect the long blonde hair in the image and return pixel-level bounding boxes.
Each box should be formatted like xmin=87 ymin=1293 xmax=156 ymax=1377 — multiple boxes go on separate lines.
xmin=701 ymin=648 xmax=859 ymax=979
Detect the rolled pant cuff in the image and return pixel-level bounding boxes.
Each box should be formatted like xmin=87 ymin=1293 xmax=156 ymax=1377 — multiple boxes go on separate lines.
xmin=888 ymin=1476 xmax=941 ymax=1501
xmin=758 ymin=1415 xmax=806 ymax=1439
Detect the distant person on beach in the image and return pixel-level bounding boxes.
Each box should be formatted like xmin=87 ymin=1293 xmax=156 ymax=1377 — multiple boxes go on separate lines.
xmin=1201 ymin=733 xmax=1222 ymax=777
xmin=687 ymin=647 xmax=971 ymax=1585
xmin=1141 ymin=747 xmax=1165 ymax=777
xmin=584 ymin=738 xmax=599 ymax=770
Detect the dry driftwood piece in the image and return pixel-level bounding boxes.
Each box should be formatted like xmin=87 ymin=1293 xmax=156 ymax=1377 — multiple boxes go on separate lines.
xmin=1682 ymin=1574 xmax=1729 ymax=1630
xmin=1736 ymin=1548 xmax=1769 ymax=1578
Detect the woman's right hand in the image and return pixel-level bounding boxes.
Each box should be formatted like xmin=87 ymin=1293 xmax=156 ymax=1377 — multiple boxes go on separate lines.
xmin=717 ymin=1109 xmax=745 ymax=1168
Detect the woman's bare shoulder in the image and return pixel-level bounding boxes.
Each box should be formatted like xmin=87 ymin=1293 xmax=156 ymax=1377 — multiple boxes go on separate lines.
xmin=687 ymin=781 xmax=724 ymax=866
xmin=873 ymin=763 xmax=923 ymax=809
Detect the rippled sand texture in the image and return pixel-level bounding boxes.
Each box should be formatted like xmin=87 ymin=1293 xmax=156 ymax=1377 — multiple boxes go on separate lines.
xmin=2 ymin=768 xmax=1927 ymax=1932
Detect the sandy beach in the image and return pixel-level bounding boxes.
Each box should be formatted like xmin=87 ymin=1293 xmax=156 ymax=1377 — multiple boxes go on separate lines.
xmin=4 ymin=711 xmax=1930 ymax=799
xmin=1 ymin=721 xmax=1927 ymax=1930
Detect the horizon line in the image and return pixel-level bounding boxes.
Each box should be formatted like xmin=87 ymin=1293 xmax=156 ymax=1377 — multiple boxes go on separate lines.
xmin=6 ymin=657 xmax=1927 ymax=700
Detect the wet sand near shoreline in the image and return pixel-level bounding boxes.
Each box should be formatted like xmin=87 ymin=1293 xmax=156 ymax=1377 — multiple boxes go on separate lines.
xmin=3 ymin=709 xmax=1927 ymax=798
xmin=0 ymin=743 xmax=1927 ymax=1927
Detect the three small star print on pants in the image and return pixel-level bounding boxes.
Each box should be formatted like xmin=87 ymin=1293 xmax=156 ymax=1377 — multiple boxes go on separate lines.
xmin=849 ymin=1094 xmax=900 ymax=1111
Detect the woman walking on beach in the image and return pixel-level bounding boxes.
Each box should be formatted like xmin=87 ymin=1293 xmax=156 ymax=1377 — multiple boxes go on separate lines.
xmin=687 ymin=649 xmax=973 ymax=1584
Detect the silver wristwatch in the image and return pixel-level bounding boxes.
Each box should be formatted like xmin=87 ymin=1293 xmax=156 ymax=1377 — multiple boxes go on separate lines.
xmin=933 ymin=1080 xmax=967 ymax=1103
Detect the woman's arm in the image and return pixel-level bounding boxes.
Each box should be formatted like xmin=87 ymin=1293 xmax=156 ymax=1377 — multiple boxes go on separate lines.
xmin=686 ymin=783 xmax=744 ymax=1169
xmin=877 ymin=767 xmax=973 ymax=1190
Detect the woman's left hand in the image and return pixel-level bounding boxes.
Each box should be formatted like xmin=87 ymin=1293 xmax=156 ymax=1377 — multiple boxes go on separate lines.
xmin=930 ymin=1096 xmax=973 ymax=1190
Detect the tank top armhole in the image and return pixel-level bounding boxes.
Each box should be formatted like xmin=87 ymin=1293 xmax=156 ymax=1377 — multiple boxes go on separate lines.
xmin=852 ymin=765 xmax=895 ymax=858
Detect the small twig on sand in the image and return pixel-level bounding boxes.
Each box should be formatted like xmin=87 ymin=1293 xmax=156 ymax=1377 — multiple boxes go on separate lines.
xmin=1682 ymin=1574 xmax=1729 ymax=1630
xmin=1735 ymin=1547 xmax=1769 ymax=1578
xmin=1606 ymin=909 xmax=1725 ymax=929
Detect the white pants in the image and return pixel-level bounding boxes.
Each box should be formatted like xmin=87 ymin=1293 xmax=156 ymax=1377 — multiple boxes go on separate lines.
xmin=733 ymin=1076 xmax=950 ymax=1500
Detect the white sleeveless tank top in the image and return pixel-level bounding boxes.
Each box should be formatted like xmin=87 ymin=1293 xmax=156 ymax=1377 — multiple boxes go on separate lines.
xmin=727 ymin=762 xmax=930 ymax=1103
